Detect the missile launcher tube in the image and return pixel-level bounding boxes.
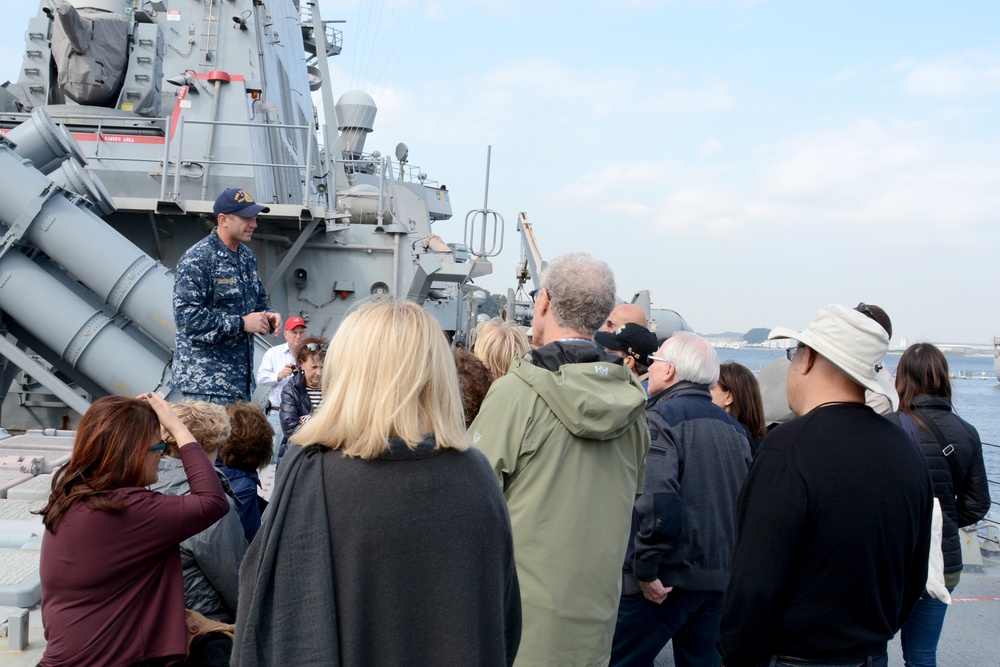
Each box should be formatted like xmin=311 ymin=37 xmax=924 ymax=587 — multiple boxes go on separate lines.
xmin=3 ymin=108 xmax=85 ymax=175
xmin=0 ymin=146 xmax=176 ymax=351
xmin=0 ymin=250 xmax=175 ymax=398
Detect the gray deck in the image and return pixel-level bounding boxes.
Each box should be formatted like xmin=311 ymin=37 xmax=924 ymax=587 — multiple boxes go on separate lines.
xmin=653 ymin=559 xmax=1000 ymax=666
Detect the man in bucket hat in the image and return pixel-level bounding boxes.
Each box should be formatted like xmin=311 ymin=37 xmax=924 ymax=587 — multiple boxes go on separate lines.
xmin=718 ymin=304 xmax=932 ymax=667
xmin=173 ymin=188 xmax=280 ymax=403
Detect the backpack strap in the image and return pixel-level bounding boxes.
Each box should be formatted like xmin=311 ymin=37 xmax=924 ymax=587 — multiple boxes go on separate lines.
xmin=914 ymin=409 xmax=955 ymax=457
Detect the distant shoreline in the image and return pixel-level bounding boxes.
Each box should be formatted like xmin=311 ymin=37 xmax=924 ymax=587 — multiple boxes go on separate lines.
xmin=706 ymin=340 xmax=995 ymax=357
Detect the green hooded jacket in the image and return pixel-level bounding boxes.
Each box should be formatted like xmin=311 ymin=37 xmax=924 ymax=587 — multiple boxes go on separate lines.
xmin=470 ymin=341 xmax=650 ymax=667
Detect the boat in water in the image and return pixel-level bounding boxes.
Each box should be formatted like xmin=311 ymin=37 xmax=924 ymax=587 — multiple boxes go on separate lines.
xmin=993 ymin=337 xmax=1000 ymax=381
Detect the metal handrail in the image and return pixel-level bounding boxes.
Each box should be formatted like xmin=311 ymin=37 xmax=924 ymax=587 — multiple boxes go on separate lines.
xmin=170 ymin=116 xmax=322 ymax=206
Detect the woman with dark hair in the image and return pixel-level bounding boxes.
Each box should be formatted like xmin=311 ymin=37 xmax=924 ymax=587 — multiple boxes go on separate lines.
xmin=895 ymin=343 xmax=991 ymax=667
xmin=218 ymin=400 xmax=274 ymax=543
xmin=39 ymin=393 xmax=229 ymax=667
xmin=710 ymin=361 xmax=767 ymax=455
xmin=453 ymin=348 xmax=494 ymax=426
xmin=277 ymin=335 xmax=327 ymax=462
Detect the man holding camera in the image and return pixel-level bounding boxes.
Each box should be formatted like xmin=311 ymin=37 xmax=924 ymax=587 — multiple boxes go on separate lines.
xmin=256 ymin=316 xmax=308 ymax=454
xmin=173 ymin=187 xmax=280 ymax=404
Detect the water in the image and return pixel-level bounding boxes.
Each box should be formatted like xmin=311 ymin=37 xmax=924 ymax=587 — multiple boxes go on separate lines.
xmin=716 ymin=348 xmax=1000 ymax=515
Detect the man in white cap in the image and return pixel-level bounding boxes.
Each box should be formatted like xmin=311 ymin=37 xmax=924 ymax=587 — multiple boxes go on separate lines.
xmin=718 ymin=304 xmax=933 ymax=667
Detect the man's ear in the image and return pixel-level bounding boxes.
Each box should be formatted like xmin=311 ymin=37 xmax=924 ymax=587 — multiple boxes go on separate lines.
xmin=662 ymin=361 xmax=677 ymax=384
xmin=799 ymin=347 xmax=817 ymax=374
xmin=624 ymin=356 xmax=636 ymax=372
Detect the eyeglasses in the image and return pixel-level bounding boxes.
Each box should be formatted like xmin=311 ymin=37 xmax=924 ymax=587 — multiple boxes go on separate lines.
xmin=786 ymin=343 xmax=805 ymax=362
xmin=856 ymin=302 xmax=874 ymax=319
xmin=304 ymin=343 xmax=328 ymax=352
xmin=149 ymin=442 xmax=167 ymax=457
xmin=647 ymin=354 xmax=668 ymax=364
xmin=529 ymin=288 xmax=546 ymax=304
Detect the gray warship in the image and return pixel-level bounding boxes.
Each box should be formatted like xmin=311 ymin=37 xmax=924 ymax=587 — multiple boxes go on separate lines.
xmin=0 ymin=0 xmax=505 ymax=431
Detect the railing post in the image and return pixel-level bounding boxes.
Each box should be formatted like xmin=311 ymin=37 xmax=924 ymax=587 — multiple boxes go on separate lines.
xmin=172 ymin=117 xmax=185 ymax=198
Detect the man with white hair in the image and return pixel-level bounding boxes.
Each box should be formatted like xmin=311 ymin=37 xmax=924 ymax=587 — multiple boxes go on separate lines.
xmin=718 ymin=304 xmax=933 ymax=667
xmin=470 ymin=252 xmax=650 ymax=667
xmin=610 ymin=331 xmax=752 ymax=667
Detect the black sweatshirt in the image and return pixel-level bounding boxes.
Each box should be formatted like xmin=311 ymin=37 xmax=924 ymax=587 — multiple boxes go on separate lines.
xmin=718 ymin=403 xmax=932 ymax=666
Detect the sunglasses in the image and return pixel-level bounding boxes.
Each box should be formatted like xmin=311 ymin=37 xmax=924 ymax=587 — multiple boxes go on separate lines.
xmin=304 ymin=343 xmax=328 ymax=352
xmin=786 ymin=343 xmax=805 ymax=362
xmin=529 ymin=288 xmax=548 ymax=304
xmin=148 ymin=442 xmax=167 ymax=456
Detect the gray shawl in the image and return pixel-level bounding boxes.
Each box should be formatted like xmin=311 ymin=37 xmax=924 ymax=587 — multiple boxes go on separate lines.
xmin=231 ymin=444 xmax=340 ymax=666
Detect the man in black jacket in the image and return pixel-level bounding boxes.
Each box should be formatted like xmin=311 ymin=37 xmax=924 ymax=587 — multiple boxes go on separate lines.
xmin=718 ymin=304 xmax=933 ymax=667
xmin=610 ymin=331 xmax=752 ymax=667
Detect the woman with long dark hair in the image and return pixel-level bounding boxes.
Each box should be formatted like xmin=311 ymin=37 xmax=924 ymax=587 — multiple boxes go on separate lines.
xmin=895 ymin=343 xmax=991 ymax=667
xmin=39 ymin=393 xmax=229 ymax=667
xmin=710 ymin=361 xmax=767 ymax=455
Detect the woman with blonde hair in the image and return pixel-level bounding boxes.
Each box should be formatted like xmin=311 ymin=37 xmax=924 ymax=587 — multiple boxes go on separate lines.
xmin=233 ymin=299 xmax=521 ymax=666
xmin=474 ymin=318 xmax=530 ymax=379
xmin=150 ymin=401 xmax=246 ymax=624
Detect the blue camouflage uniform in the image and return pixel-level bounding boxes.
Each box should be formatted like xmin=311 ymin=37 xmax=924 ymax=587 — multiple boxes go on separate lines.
xmin=173 ymin=228 xmax=273 ymax=402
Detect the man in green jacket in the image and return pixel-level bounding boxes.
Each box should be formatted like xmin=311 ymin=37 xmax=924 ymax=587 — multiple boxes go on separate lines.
xmin=470 ymin=253 xmax=651 ymax=667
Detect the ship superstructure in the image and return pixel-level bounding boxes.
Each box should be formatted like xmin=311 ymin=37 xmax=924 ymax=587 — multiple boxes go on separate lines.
xmin=0 ymin=0 xmax=496 ymax=427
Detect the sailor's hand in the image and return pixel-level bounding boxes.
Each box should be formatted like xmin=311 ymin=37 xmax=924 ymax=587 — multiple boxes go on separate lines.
xmin=242 ymin=312 xmax=271 ymax=335
xmin=264 ymin=312 xmax=282 ymax=336
xmin=639 ymin=579 xmax=672 ymax=605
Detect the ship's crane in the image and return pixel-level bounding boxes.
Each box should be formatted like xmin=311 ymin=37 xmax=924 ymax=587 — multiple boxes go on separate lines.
xmin=506 ymin=212 xmax=546 ymax=326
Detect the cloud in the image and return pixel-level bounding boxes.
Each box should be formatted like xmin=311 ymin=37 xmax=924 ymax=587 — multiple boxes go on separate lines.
xmin=535 ymin=118 xmax=1000 ymax=248
xmin=698 ymin=140 xmax=724 ymax=157
xmin=831 ymin=67 xmax=863 ymax=84
xmin=897 ymin=52 xmax=1000 ymax=98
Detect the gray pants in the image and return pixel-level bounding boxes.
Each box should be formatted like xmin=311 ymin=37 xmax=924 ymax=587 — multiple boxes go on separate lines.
xmin=266 ymin=408 xmax=282 ymax=464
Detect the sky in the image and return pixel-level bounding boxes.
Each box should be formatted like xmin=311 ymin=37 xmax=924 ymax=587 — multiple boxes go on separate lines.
xmin=4 ymin=0 xmax=999 ymax=344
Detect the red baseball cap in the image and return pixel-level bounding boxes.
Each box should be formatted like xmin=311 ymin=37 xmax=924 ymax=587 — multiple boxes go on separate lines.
xmin=285 ymin=316 xmax=306 ymax=331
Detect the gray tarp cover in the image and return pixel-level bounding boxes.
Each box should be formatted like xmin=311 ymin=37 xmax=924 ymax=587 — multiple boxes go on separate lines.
xmin=51 ymin=4 xmax=128 ymax=106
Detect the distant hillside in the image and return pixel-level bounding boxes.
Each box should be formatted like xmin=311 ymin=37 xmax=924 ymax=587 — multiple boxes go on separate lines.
xmin=701 ymin=331 xmax=744 ymax=339
xmin=700 ymin=327 xmax=771 ymax=344
xmin=743 ymin=327 xmax=771 ymax=344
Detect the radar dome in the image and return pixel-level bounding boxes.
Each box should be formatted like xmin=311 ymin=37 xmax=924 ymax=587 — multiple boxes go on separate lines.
xmin=335 ymin=91 xmax=377 ymax=133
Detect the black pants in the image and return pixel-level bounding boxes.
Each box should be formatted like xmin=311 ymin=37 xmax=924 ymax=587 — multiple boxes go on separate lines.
xmin=610 ymin=589 xmax=724 ymax=667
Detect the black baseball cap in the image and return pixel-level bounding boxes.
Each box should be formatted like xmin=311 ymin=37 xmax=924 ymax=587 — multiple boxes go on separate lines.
xmin=594 ymin=322 xmax=658 ymax=363
xmin=214 ymin=188 xmax=271 ymax=218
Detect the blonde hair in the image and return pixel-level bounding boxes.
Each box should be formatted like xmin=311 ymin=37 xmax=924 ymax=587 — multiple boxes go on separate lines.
xmin=291 ymin=299 xmax=468 ymax=459
xmin=162 ymin=401 xmax=231 ymax=457
xmin=474 ymin=318 xmax=530 ymax=379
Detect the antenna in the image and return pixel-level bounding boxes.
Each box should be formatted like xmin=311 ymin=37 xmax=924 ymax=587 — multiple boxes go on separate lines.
xmin=395 ymin=143 xmax=408 ymax=180
xmin=463 ymin=146 xmax=504 ymax=258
